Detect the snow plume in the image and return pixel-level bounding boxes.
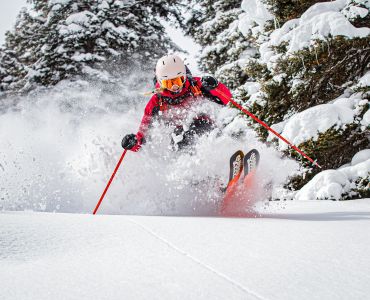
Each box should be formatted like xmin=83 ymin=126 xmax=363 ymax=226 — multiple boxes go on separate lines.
xmin=0 ymin=78 xmax=298 ymax=215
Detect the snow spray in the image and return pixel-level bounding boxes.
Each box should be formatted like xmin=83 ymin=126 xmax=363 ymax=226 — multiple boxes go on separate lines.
xmin=215 ymin=88 xmax=322 ymax=168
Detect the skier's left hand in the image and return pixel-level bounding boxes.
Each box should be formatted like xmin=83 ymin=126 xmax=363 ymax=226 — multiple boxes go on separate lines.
xmin=201 ymin=75 xmax=219 ymax=90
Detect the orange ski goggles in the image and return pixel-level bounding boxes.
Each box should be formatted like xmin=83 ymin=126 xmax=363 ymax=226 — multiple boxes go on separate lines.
xmin=160 ymin=76 xmax=185 ymax=92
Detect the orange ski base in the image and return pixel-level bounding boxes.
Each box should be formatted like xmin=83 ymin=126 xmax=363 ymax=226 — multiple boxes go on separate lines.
xmin=220 ymin=170 xmax=258 ymax=217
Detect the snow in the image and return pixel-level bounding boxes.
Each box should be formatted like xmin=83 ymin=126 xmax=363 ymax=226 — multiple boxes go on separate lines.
xmin=59 ymin=23 xmax=84 ymax=34
xmin=239 ymin=0 xmax=273 ymax=37
xmin=49 ymin=0 xmax=72 ymax=6
xmin=59 ymin=11 xmax=99 ymax=34
xmin=301 ymin=0 xmax=348 ymax=21
xmin=102 ymin=21 xmax=130 ymax=36
xmin=342 ymin=159 xmax=370 ymax=179
xmin=1 ymin=199 xmax=370 ymax=300
xmin=295 ymin=170 xmax=350 ymax=200
xmin=72 ymin=53 xmax=104 ymax=62
xmin=343 ymin=5 xmax=369 ymax=19
xmin=332 ymin=96 xmax=359 ymax=109
xmin=362 ymin=109 xmax=370 ymax=127
xmin=357 ymin=71 xmax=370 ymax=87
xmin=65 ymin=11 xmax=98 ymax=26
xmin=241 ymin=81 xmax=261 ymax=96
xmin=248 ymin=0 xmax=370 ymax=62
xmin=0 ymin=78 xmax=298 ymax=214
xmin=269 ymin=7 xmax=370 ymax=54
xmin=351 ymin=149 xmax=370 ymax=166
xmin=270 ymin=104 xmax=355 ymax=150
xmin=296 ymin=154 xmax=369 ymax=200
xmin=98 ymin=1 xmax=110 ymax=10
xmin=0 ymin=2 xmax=369 ymax=296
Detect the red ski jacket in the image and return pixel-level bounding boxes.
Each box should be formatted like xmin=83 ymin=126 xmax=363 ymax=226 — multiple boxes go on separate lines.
xmin=131 ymin=76 xmax=232 ymax=151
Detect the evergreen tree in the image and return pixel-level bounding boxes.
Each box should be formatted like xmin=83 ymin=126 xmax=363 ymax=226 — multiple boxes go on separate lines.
xmin=185 ymin=0 xmax=255 ymax=89
xmin=263 ymin=0 xmax=324 ymax=26
xmin=239 ymin=0 xmax=370 ymax=195
xmin=1 ymin=0 xmax=180 ymax=91
xmin=185 ymin=0 xmax=369 ymax=197
xmin=0 ymin=48 xmax=26 ymax=93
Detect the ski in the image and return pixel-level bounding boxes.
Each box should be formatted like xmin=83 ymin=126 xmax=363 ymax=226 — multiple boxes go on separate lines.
xmin=243 ymin=149 xmax=260 ymax=178
xmin=221 ymin=149 xmax=260 ymax=215
xmin=226 ymin=150 xmax=244 ymax=190
xmin=221 ymin=150 xmax=244 ymax=213
xmin=242 ymin=149 xmax=260 ymax=192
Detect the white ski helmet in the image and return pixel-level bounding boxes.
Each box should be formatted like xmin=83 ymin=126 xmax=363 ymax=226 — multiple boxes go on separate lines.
xmin=156 ymin=54 xmax=186 ymax=82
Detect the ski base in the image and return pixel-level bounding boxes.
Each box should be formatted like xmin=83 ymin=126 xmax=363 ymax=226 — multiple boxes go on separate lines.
xmin=221 ymin=149 xmax=260 ymax=216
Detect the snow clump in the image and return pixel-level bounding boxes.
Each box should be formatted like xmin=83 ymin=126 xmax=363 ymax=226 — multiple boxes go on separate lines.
xmin=269 ymin=104 xmax=355 ymax=150
xmin=295 ymin=152 xmax=370 ymax=200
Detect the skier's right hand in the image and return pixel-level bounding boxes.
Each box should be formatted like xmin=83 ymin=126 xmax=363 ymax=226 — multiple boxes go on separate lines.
xmin=121 ymin=134 xmax=138 ymax=151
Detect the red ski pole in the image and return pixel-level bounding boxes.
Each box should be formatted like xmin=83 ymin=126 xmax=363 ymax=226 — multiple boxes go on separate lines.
xmin=216 ymin=89 xmax=321 ymax=168
xmin=93 ymin=150 xmax=128 ymax=215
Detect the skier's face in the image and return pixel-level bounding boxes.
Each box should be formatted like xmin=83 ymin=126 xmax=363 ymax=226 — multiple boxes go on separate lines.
xmin=170 ymin=83 xmax=182 ymax=93
xmin=161 ymin=76 xmax=185 ymax=93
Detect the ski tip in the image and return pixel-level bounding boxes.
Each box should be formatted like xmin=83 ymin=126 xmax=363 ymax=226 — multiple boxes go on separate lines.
xmin=244 ymin=149 xmax=260 ymax=177
xmin=229 ymin=150 xmax=244 ymax=182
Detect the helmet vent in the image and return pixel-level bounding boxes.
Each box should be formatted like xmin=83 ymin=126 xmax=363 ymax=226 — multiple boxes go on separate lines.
xmin=156 ymin=54 xmax=186 ymax=83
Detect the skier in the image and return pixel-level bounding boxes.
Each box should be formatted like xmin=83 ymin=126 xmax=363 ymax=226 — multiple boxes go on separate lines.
xmin=121 ymin=54 xmax=233 ymax=152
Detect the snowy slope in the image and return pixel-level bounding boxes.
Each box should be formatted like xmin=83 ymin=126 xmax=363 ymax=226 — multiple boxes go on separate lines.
xmin=1 ymin=199 xmax=370 ymax=300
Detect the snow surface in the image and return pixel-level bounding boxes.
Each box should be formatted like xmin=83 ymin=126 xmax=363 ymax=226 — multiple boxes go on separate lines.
xmin=1 ymin=199 xmax=370 ymax=300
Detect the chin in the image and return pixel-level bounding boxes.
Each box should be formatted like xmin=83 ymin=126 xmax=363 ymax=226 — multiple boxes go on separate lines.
xmin=171 ymin=88 xmax=183 ymax=94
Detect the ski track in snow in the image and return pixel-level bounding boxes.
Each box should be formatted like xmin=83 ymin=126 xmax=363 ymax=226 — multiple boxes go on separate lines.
xmin=128 ymin=218 xmax=267 ymax=300
xmin=1 ymin=199 xmax=370 ymax=300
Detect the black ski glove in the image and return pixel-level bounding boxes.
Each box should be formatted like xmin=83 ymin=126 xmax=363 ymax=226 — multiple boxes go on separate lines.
xmin=201 ymin=75 xmax=219 ymax=90
xmin=121 ymin=134 xmax=137 ymax=150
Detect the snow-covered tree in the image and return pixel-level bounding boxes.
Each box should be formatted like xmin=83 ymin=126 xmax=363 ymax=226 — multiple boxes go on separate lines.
xmin=237 ymin=0 xmax=370 ymax=196
xmin=1 ymin=0 xmax=180 ymax=91
xmin=184 ymin=0 xmax=369 ymax=198
xmin=185 ymin=0 xmax=256 ymax=89
xmin=263 ymin=0 xmax=324 ymax=26
xmin=0 ymin=48 xmax=26 ymax=94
